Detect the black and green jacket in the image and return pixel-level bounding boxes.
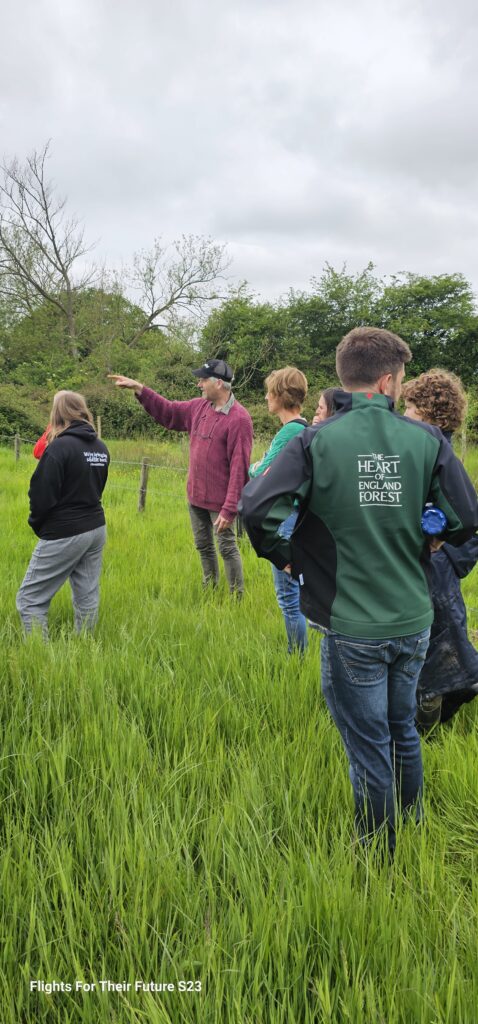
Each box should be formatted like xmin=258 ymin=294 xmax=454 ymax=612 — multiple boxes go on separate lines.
xmin=240 ymin=392 xmax=478 ymax=639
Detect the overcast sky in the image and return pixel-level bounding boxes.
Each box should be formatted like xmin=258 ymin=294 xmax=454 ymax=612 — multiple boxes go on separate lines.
xmin=2 ymin=0 xmax=478 ymax=303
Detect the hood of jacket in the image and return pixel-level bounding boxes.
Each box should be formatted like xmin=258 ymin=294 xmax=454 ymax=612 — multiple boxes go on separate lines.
xmin=55 ymin=420 xmax=98 ymax=444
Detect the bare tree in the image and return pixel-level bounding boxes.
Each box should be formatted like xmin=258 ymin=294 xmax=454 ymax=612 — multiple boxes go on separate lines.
xmin=125 ymin=234 xmax=229 ymax=348
xmin=0 ymin=141 xmax=96 ymax=358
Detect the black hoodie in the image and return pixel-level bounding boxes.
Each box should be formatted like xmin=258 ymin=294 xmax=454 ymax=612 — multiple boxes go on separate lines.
xmin=28 ymin=421 xmax=110 ymax=539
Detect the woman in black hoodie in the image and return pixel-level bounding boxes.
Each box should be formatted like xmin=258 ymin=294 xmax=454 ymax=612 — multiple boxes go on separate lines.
xmin=16 ymin=391 xmax=110 ymax=638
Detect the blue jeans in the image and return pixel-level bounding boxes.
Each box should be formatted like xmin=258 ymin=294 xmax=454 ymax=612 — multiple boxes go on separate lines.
xmin=271 ymin=512 xmax=308 ymax=654
xmin=320 ymin=627 xmax=430 ymax=850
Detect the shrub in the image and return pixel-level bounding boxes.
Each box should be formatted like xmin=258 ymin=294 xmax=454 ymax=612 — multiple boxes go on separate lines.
xmin=0 ymin=385 xmax=50 ymax=440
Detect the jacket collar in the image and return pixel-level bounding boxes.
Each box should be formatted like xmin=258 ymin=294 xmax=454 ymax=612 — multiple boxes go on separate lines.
xmin=334 ymin=390 xmax=395 ymax=413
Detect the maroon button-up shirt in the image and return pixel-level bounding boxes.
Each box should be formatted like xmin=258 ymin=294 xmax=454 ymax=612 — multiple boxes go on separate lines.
xmin=137 ymin=388 xmax=253 ymax=521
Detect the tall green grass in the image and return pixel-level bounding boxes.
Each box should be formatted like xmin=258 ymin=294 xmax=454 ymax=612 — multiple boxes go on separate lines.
xmin=1 ymin=441 xmax=478 ymax=1024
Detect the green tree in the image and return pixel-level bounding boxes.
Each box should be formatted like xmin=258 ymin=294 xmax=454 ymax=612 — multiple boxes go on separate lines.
xmin=0 ymin=288 xmax=147 ymax=387
xmin=283 ymin=263 xmax=380 ymax=382
xmin=374 ymin=272 xmax=477 ymax=381
xmin=199 ymin=290 xmax=291 ymax=392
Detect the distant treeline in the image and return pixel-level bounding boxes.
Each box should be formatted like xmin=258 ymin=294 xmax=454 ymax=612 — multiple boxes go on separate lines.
xmin=1 ymin=145 xmax=477 ymax=439
xmin=1 ymin=264 xmax=478 ymax=439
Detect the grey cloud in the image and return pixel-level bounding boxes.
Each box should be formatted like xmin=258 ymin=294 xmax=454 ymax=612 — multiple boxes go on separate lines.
xmin=1 ymin=0 xmax=478 ymax=302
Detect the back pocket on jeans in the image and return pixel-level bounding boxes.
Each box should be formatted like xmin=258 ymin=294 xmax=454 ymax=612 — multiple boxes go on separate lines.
xmin=335 ymin=639 xmax=387 ymax=686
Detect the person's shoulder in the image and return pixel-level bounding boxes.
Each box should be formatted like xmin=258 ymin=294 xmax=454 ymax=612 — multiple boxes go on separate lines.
xmin=44 ymin=436 xmax=66 ymax=458
xmin=304 ymin=416 xmax=338 ymax=439
xmin=282 ymin=419 xmax=308 ymax=435
xmin=396 ymin=414 xmax=443 ymax=442
xmin=231 ymin=399 xmax=253 ymax=422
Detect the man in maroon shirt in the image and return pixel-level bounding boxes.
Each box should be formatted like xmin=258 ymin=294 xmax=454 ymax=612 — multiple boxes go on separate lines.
xmin=109 ymin=360 xmax=253 ymax=595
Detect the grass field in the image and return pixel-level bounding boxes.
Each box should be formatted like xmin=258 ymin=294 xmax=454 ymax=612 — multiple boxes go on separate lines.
xmin=1 ymin=439 xmax=478 ymax=1024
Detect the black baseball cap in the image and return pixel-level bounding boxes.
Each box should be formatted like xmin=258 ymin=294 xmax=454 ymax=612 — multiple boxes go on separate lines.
xmin=192 ymin=358 xmax=234 ymax=383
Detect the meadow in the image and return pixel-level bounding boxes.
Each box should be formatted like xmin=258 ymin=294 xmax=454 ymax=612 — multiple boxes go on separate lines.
xmin=1 ymin=438 xmax=478 ymax=1024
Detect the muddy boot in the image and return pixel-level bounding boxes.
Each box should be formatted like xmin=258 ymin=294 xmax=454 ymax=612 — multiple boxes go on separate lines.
xmin=416 ymin=695 xmax=442 ymax=735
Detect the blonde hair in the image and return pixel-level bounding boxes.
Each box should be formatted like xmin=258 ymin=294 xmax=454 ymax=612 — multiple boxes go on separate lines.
xmin=48 ymin=391 xmax=94 ymax=443
xmin=264 ymin=366 xmax=308 ymax=410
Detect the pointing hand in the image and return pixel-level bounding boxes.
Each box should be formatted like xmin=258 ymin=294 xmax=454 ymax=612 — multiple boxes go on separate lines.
xmin=108 ymin=374 xmax=144 ymax=395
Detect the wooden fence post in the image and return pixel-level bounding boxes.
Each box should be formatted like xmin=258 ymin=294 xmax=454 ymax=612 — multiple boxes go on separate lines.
xmin=96 ymin=415 xmax=102 ymax=439
xmin=138 ymin=457 xmax=150 ymax=512
xmin=14 ymin=434 xmax=20 ymax=461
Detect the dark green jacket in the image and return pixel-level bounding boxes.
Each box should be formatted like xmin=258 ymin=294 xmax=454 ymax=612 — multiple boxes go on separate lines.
xmin=240 ymin=391 xmax=478 ymax=639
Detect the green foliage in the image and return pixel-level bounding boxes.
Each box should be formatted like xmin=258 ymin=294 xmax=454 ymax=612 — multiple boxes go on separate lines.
xmin=202 ymin=267 xmax=478 ymax=398
xmin=0 ymin=289 xmax=148 ymax=383
xmin=460 ymin=387 xmax=478 ymax=447
xmin=0 ymin=384 xmax=50 ymax=438
xmin=374 ymin=272 xmax=478 ymax=381
xmin=200 ymin=291 xmax=290 ymax=391
xmin=2 ymin=267 xmax=478 ymax=435
xmin=0 ymin=302 xmax=74 ymax=385
xmin=244 ymin=401 xmax=276 ymax=438
xmin=2 ymin=443 xmax=478 ymax=1022
xmin=71 ymin=287 xmax=146 ymax=357
xmin=285 ymin=262 xmax=381 ymax=368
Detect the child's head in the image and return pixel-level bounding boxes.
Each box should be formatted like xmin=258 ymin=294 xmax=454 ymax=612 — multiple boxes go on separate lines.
xmin=401 ymin=369 xmax=467 ymax=433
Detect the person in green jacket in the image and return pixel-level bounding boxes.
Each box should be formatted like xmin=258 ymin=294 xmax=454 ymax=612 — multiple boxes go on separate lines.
xmin=241 ymin=328 xmax=478 ymax=854
xmin=249 ymin=367 xmax=309 ymax=653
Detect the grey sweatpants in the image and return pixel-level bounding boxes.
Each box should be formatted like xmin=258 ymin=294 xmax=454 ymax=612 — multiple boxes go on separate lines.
xmin=16 ymin=526 xmax=106 ymax=637
xmin=188 ymin=504 xmax=244 ymax=594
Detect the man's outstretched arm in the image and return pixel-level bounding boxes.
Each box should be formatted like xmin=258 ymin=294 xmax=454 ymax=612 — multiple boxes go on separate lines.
xmin=108 ymin=374 xmax=198 ymax=432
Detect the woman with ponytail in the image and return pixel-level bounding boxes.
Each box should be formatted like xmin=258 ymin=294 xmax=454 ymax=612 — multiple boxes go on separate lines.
xmin=16 ymin=391 xmax=110 ymax=638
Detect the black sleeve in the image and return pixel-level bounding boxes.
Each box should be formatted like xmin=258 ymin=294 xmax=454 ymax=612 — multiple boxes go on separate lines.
xmin=239 ymin=431 xmax=313 ymax=569
xmin=428 ymin=436 xmax=478 ymax=547
xmin=28 ymin=450 xmax=65 ymax=534
xmin=442 ymin=534 xmax=478 ymax=578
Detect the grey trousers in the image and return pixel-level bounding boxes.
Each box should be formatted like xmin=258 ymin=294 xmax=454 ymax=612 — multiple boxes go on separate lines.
xmin=188 ymin=504 xmax=244 ymax=594
xmin=16 ymin=526 xmax=106 ymax=637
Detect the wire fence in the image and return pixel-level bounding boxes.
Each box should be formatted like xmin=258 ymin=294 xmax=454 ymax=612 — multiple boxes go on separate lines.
xmin=1 ymin=430 xmax=248 ymax=536
xmin=0 ymin=433 xmax=187 ymax=468
xmin=3 ymin=431 xmax=477 ymax=547
xmin=0 ymin=430 xmax=189 ymax=505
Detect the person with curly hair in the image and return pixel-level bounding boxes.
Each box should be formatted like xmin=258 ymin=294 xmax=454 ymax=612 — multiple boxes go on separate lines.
xmin=402 ymin=369 xmax=467 ymax=434
xmin=403 ymin=369 xmax=478 ymax=731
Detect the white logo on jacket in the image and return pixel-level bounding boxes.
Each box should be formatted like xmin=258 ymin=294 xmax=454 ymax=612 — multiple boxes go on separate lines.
xmin=357 ymin=453 xmax=402 ymax=506
xmin=83 ymin=451 xmax=108 ymax=465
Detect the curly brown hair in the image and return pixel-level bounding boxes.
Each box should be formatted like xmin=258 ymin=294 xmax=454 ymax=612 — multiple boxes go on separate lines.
xmin=401 ymin=369 xmax=467 ymax=433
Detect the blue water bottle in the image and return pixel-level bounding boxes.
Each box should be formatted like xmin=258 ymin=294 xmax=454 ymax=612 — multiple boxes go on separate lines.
xmin=421 ymin=505 xmax=447 ymax=536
